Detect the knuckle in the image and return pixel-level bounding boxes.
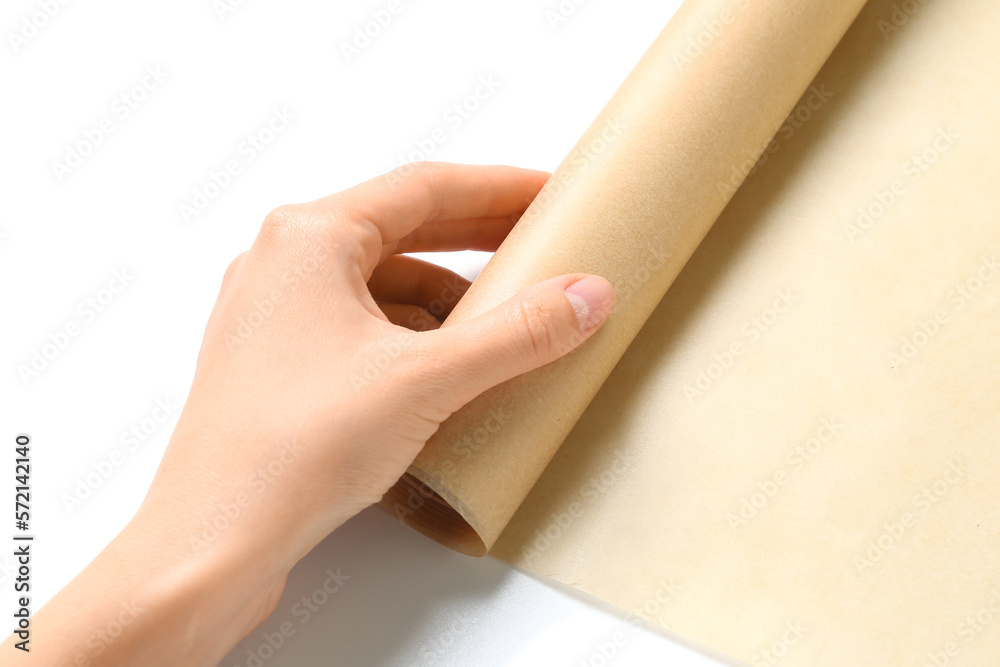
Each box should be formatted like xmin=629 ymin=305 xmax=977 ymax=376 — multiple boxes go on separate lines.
xmin=262 ymin=204 xmax=303 ymax=233
xmin=257 ymin=204 xmax=304 ymax=246
xmin=508 ymin=296 xmax=560 ymax=361
xmin=258 ymin=203 xmax=336 ymax=251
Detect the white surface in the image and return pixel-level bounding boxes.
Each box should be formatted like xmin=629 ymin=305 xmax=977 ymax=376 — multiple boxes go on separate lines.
xmin=3 ymin=0 xmax=736 ymax=664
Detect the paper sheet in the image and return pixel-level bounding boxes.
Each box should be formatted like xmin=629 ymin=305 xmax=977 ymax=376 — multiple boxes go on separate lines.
xmin=384 ymin=0 xmax=1000 ymax=663
xmin=490 ymin=1 xmax=1000 ymax=664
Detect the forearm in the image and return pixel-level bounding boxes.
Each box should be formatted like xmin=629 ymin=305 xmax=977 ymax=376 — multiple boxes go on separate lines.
xmin=0 ymin=408 xmax=367 ymax=665
xmin=0 ymin=498 xmax=286 ymax=666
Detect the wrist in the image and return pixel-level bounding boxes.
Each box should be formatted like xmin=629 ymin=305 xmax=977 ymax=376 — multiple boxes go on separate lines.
xmin=117 ymin=501 xmax=290 ymax=658
xmin=3 ymin=509 xmax=286 ymax=667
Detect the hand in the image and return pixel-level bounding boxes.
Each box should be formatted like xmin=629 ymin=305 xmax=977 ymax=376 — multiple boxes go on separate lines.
xmin=6 ymin=163 xmax=615 ymax=666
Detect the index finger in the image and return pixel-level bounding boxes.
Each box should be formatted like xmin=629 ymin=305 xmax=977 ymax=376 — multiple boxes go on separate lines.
xmin=320 ymin=162 xmax=549 ymax=244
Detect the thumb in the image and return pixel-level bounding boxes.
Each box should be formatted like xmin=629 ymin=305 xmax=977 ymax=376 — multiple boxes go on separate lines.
xmin=422 ymin=274 xmax=615 ymax=408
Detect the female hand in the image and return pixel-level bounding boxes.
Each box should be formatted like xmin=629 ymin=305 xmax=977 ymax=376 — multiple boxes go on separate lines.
xmin=5 ymin=162 xmax=614 ymax=666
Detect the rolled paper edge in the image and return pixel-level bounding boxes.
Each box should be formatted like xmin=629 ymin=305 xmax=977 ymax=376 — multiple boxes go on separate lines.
xmin=380 ymin=465 xmax=488 ymax=557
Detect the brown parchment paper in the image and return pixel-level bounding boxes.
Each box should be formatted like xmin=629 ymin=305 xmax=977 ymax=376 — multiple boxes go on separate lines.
xmin=490 ymin=0 xmax=1000 ymax=665
xmin=382 ymin=0 xmax=869 ymax=556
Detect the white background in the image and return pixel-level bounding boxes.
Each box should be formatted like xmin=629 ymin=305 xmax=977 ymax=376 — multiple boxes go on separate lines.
xmin=2 ymin=0 xmax=739 ymax=664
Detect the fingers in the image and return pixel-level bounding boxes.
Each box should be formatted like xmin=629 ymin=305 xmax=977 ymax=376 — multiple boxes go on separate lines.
xmin=368 ymin=256 xmax=471 ymax=321
xmin=378 ymin=304 xmax=441 ymax=331
xmin=256 ymin=164 xmax=546 ymax=290
xmin=249 ymin=163 xmax=547 ymax=327
xmin=392 ymin=215 xmax=522 ymax=254
xmin=318 ymin=162 xmax=548 ymax=246
xmin=414 ymin=274 xmax=616 ymax=409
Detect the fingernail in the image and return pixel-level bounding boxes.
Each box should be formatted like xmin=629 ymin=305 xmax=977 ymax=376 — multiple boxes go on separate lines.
xmin=564 ymin=276 xmax=616 ymax=331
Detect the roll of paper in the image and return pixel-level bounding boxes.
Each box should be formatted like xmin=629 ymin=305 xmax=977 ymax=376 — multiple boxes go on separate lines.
xmin=382 ymin=0 xmax=869 ymax=555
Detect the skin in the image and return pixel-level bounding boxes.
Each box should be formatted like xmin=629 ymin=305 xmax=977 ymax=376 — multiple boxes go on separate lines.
xmin=2 ymin=162 xmax=615 ymax=666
